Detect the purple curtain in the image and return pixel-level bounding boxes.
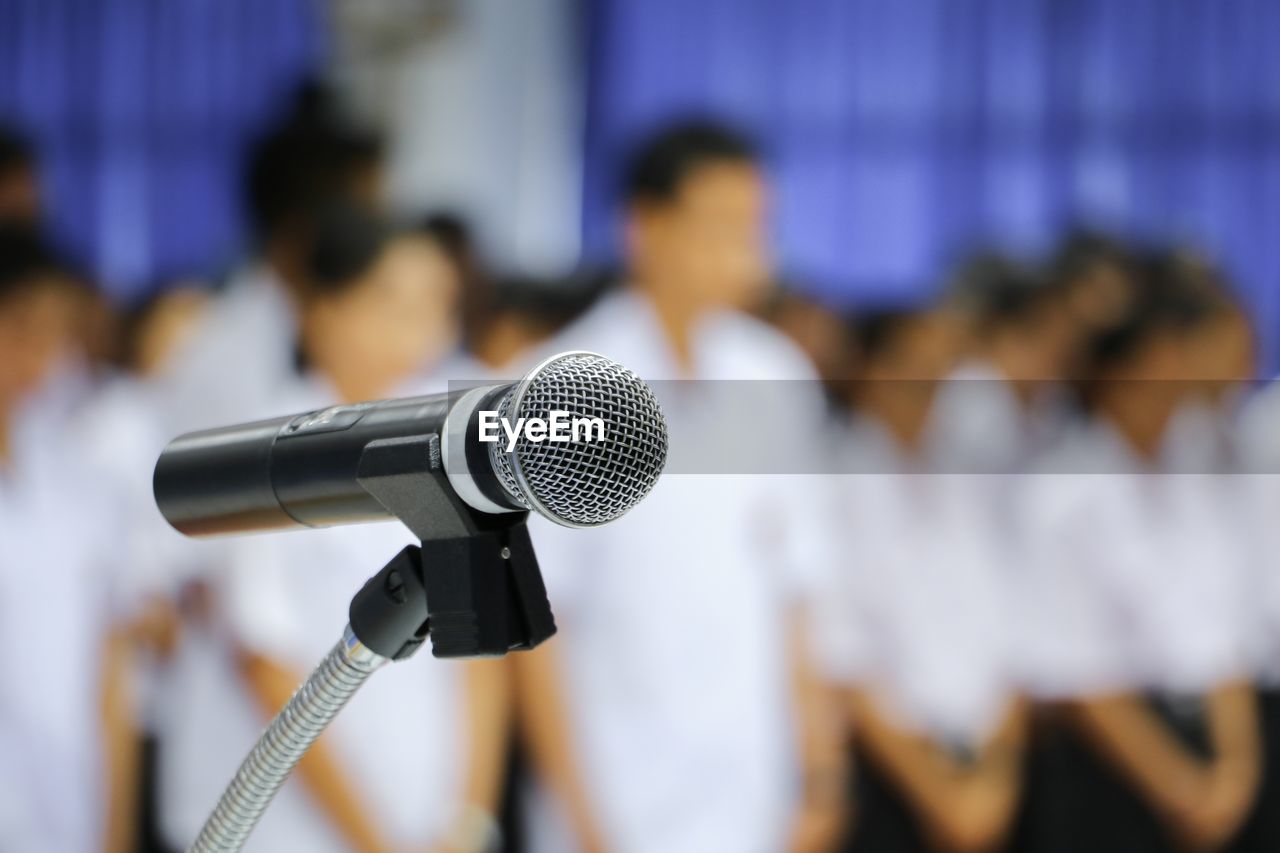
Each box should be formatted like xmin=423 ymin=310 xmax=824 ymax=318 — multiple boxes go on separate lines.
xmin=0 ymin=0 xmax=325 ymax=296
xmin=582 ymin=0 xmax=1280 ymax=369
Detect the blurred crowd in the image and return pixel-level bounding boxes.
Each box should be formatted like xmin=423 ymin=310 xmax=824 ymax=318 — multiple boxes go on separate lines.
xmin=3 ymin=85 xmax=1280 ymax=853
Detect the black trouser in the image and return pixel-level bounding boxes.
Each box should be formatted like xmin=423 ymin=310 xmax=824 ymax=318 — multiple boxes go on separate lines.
xmin=1011 ymin=695 xmax=1277 ymax=853
xmin=1230 ymin=688 xmax=1280 ymax=853
xmin=838 ymin=740 xmax=933 ymax=853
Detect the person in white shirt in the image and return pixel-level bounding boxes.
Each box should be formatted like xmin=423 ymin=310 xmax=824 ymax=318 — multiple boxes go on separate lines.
xmin=159 ymin=203 xmax=510 ymax=852
xmin=61 ymin=284 xmax=220 ymax=851
xmin=76 ymin=285 xmax=215 ymax=610
xmin=1176 ymin=273 xmax=1280 ymax=852
xmin=512 ymin=121 xmax=846 ymax=853
xmin=160 ymin=89 xmax=385 ymax=437
xmin=812 ymin=307 xmax=1029 ymax=853
xmin=756 ymin=284 xmax=857 ymax=417
xmin=146 ymin=105 xmax=424 ymax=850
xmin=1015 ymin=277 xmax=1261 ymax=852
xmin=0 ymin=224 xmax=139 ymax=853
xmin=1045 ymin=232 xmax=1142 ymax=359
xmin=931 ymin=254 xmax=1075 ymax=478
xmin=1237 ymin=391 xmax=1280 ymax=853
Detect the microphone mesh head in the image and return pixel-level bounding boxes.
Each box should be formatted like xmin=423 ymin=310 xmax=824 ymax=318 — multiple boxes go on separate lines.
xmin=490 ymin=352 xmax=667 ymax=527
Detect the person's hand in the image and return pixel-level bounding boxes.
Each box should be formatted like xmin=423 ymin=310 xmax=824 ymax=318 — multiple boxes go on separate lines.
xmin=787 ymin=761 xmax=849 ymax=853
xmin=350 ymin=836 xmax=392 ymax=853
xmin=787 ymin=800 xmax=848 ymax=853
xmin=572 ymin=825 xmax=610 ymax=853
xmin=128 ymin=596 xmax=182 ymax=656
xmin=424 ymin=804 xmax=502 ymax=853
xmin=925 ymin=772 xmax=1019 ymax=853
xmin=1173 ymin=758 xmax=1258 ymax=851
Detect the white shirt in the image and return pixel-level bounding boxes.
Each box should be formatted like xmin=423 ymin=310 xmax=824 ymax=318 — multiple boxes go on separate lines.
xmin=1015 ymin=419 xmax=1253 ymax=698
xmin=519 ymin=289 xmax=824 ymax=853
xmin=813 ymin=415 xmax=1018 ymax=748
xmin=0 ymin=399 xmax=122 ymax=853
xmin=1233 ymin=386 xmax=1280 ymax=684
xmin=74 ymin=377 xmax=206 ymax=604
xmin=928 ymin=359 xmax=1071 ymax=476
xmin=159 ymin=264 xmax=297 ymax=434
xmin=157 ymin=375 xmax=469 ymax=852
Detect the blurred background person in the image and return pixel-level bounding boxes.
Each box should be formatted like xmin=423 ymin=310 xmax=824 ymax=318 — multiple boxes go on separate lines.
xmin=757 ymin=283 xmax=857 ymax=417
xmin=1166 ymin=270 xmax=1280 ymax=853
xmin=1046 ymin=234 xmax=1142 ymax=361
xmin=158 ymin=203 xmax=506 ymax=853
xmin=416 ymin=211 xmax=497 ymax=364
xmin=815 ymin=307 xmax=1028 ymax=853
xmin=0 ymin=224 xmax=139 ymax=853
xmin=69 ymin=281 xmax=215 ymax=853
xmin=468 ymin=269 xmax=612 ymax=372
xmin=1157 ymin=255 xmax=1257 ymax=474
xmin=1015 ymin=275 xmax=1262 ymax=852
xmin=413 ymin=209 xmax=610 ymax=374
xmin=932 ymin=254 xmax=1074 ymax=476
xmin=117 ymin=286 xmax=213 ymax=381
xmin=160 ymin=83 xmax=387 ymax=436
xmin=1236 ymin=396 xmax=1280 ymax=853
xmin=140 ymin=91 xmax=400 ymax=852
xmin=512 ymin=121 xmax=846 ymax=853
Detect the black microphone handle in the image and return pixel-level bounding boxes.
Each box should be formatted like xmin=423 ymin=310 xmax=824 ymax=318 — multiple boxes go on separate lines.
xmin=153 ymin=385 xmax=513 ymax=537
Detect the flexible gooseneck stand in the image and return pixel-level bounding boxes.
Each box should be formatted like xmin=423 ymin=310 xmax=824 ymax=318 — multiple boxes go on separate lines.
xmin=190 ymin=434 xmax=557 ymax=853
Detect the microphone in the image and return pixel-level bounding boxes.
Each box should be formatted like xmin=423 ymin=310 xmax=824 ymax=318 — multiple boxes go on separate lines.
xmin=153 ymin=351 xmax=668 ymax=537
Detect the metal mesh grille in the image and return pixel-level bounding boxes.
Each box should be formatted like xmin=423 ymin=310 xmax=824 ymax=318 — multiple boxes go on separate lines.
xmin=489 ymin=353 xmax=667 ymax=526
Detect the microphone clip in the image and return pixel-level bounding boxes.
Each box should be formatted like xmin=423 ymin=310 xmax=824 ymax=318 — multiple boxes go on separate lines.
xmin=346 ymin=434 xmax=557 ymax=660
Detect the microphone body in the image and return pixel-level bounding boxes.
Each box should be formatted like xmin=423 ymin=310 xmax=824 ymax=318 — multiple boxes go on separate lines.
xmin=153 ymin=385 xmax=513 ymax=537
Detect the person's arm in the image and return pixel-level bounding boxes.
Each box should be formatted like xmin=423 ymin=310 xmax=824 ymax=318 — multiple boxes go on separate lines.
xmin=1205 ymin=681 xmax=1262 ymax=802
xmin=1069 ymin=692 xmax=1212 ymax=833
xmin=512 ymin=643 xmax=609 ymax=853
xmin=435 ymin=658 xmax=512 ymax=853
xmin=100 ymin=628 xmax=141 ymax=853
xmin=786 ymin=612 xmax=852 ymax=853
xmin=849 ymin=691 xmax=1025 ymax=853
xmin=238 ymin=651 xmax=392 ymax=853
xmin=1178 ymin=681 xmax=1262 ymax=850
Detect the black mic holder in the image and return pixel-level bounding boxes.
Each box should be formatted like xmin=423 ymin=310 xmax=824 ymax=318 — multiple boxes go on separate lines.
xmin=350 ymin=432 xmax=557 ymax=660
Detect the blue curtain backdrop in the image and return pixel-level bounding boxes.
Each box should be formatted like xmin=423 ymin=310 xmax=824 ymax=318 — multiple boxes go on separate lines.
xmin=582 ymin=0 xmax=1280 ymax=369
xmin=0 ymin=0 xmax=324 ymax=297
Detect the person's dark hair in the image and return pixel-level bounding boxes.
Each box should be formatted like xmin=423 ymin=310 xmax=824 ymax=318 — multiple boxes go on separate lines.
xmin=1047 ymin=229 xmax=1135 ymax=290
xmin=491 ymin=266 xmax=614 ymax=332
xmin=756 ymin=280 xmax=825 ymax=322
xmin=417 ymin=212 xmax=473 ymax=262
xmin=851 ymin=308 xmax=929 ymax=366
xmin=243 ymin=84 xmax=384 ymax=243
xmin=1138 ymin=246 xmax=1242 ymax=308
xmin=622 ymin=120 xmax=758 ymax=205
xmin=415 ymin=210 xmax=502 ymax=348
xmin=0 ymin=124 xmax=34 ymax=179
xmin=1082 ymin=255 xmax=1214 ymax=378
xmin=947 ymin=253 xmax=1055 ymax=335
xmin=303 ymin=202 xmax=393 ymax=297
xmin=417 ymin=212 xmax=488 ymax=295
xmin=0 ymin=223 xmax=58 ymax=304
